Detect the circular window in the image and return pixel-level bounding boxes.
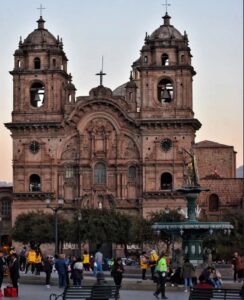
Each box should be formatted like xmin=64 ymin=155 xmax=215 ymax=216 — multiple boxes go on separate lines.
xmin=29 ymin=141 xmax=40 ymax=154
xmin=160 ymin=138 xmax=172 ymax=152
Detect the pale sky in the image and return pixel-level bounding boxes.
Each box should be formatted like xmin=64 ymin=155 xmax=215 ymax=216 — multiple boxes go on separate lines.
xmin=0 ymin=0 xmax=243 ymax=182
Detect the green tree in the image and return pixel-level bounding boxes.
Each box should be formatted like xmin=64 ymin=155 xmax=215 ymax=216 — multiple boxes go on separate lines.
xmin=203 ymin=211 xmax=244 ymax=261
xmin=68 ymin=209 xmax=153 ymax=256
xmin=12 ymin=211 xmax=70 ymax=247
xmin=148 ymin=209 xmax=185 ymax=253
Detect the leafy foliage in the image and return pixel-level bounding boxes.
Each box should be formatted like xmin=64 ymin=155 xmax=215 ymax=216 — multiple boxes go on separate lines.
xmin=12 ymin=210 xmax=70 ymax=246
xmin=203 ymin=211 xmax=244 ymax=261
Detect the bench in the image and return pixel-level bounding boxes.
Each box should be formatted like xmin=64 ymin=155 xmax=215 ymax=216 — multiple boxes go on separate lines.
xmin=189 ymin=288 xmax=242 ymax=300
xmin=49 ymin=285 xmax=119 ymax=300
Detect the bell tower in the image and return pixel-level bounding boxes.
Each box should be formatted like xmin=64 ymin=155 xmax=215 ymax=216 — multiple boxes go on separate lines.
xmin=133 ymin=12 xmax=195 ymax=120
xmin=10 ymin=16 xmax=73 ymax=123
xmin=5 ymin=16 xmax=76 ymax=222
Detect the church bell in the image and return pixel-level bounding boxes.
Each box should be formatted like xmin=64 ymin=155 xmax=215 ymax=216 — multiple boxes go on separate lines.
xmin=34 ymin=93 xmax=41 ymax=104
xmin=161 ymin=88 xmax=171 ymax=102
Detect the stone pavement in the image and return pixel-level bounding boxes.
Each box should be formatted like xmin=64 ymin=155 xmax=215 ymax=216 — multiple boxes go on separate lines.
xmin=2 ymin=270 xmax=242 ymax=299
xmin=1 ymin=283 xmax=190 ymax=300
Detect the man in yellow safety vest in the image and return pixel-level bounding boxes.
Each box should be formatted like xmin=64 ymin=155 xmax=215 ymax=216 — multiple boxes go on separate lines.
xmin=153 ymin=251 xmax=168 ymax=299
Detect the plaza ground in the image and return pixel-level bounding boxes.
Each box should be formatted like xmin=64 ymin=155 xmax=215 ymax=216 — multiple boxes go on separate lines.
xmin=2 ymin=284 xmax=190 ymax=300
xmin=2 ymin=271 xmax=243 ymax=300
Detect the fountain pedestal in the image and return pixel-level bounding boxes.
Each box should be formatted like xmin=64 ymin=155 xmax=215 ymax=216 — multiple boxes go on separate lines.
xmin=152 ymin=187 xmax=233 ymax=265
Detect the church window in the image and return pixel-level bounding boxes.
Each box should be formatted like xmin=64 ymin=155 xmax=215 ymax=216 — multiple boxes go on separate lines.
xmin=162 ymin=53 xmax=169 ymax=66
xmin=94 ymin=163 xmax=106 ymax=184
xmin=128 ymin=166 xmax=136 ymax=182
xmin=160 ymin=172 xmax=173 ymax=190
xmin=144 ymin=56 xmax=148 ymax=63
xmin=29 ymin=174 xmax=41 ymax=192
xmin=1 ymin=198 xmax=11 ymax=219
xmin=209 ymin=194 xmax=219 ymax=211
xmin=181 ymin=54 xmax=185 ymax=63
xmin=17 ymin=60 xmax=21 ymax=68
xmin=65 ymin=166 xmax=74 ymax=179
xmin=30 ymin=82 xmax=45 ymax=108
xmin=34 ymin=57 xmax=41 ymax=69
xmin=52 ymin=58 xmax=56 ymax=67
xmin=157 ymin=78 xmax=174 ymax=103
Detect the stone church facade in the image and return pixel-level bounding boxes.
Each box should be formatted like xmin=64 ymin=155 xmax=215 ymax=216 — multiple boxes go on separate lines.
xmin=4 ymin=12 xmax=243 ymax=234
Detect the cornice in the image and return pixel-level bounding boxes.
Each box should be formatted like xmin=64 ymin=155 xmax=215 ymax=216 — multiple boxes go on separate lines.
xmin=5 ymin=121 xmax=63 ymax=131
xmin=139 ymin=118 xmax=201 ymax=130
xmin=14 ymin=192 xmax=50 ymax=200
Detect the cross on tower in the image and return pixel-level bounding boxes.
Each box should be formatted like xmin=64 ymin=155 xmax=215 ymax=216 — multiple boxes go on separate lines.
xmin=37 ymin=4 xmax=46 ymax=17
xmin=162 ymin=0 xmax=171 ymax=13
xmin=96 ymin=57 xmax=106 ymax=86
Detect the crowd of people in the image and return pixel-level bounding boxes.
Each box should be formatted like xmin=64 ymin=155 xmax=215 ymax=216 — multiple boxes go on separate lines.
xmin=0 ymin=244 xmax=243 ymax=299
xmin=138 ymin=249 xmax=244 ymax=299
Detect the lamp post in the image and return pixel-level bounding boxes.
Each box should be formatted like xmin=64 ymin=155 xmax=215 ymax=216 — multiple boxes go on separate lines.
xmin=77 ymin=210 xmax=82 ymax=256
xmin=46 ymin=196 xmax=64 ymax=255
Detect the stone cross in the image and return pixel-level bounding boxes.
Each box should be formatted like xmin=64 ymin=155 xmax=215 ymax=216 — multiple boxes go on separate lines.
xmin=96 ymin=57 xmax=106 ymax=86
xmin=37 ymin=4 xmax=46 ymax=17
xmin=162 ymin=0 xmax=171 ymax=13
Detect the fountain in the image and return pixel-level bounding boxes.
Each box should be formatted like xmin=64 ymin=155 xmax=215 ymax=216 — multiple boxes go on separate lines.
xmin=152 ymin=149 xmax=233 ymax=265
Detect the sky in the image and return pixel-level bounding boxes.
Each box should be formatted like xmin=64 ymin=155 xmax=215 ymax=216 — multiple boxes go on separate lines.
xmin=0 ymin=0 xmax=243 ymax=183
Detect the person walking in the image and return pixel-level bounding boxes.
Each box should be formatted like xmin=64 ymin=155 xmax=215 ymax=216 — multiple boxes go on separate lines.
xmin=181 ymin=257 xmax=195 ymax=292
xmin=25 ymin=247 xmax=36 ymax=274
xmin=149 ymin=250 xmax=159 ymax=280
xmin=55 ymin=253 xmax=68 ymax=288
xmin=19 ymin=246 xmax=27 ymax=272
xmin=94 ymin=249 xmax=103 ymax=276
xmin=83 ymin=250 xmax=90 ymax=271
xmin=43 ymin=255 xmax=53 ymax=289
xmin=0 ymin=251 xmax=6 ymax=296
xmin=73 ymin=257 xmax=84 ymax=286
xmin=9 ymin=253 xmax=20 ymax=290
xmin=140 ymin=251 xmax=148 ymax=280
xmin=111 ymin=258 xmax=124 ymax=298
xmin=232 ymin=252 xmax=239 ymax=282
xmin=34 ymin=248 xmax=43 ymax=275
xmin=153 ymin=251 xmax=168 ymax=299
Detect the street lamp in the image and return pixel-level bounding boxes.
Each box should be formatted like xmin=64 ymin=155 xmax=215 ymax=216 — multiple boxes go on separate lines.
xmin=77 ymin=210 xmax=82 ymax=256
xmin=46 ymin=196 xmax=64 ymax=255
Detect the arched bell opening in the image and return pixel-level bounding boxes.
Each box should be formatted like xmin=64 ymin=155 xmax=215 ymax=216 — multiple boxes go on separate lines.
xmin=30 ymin=82 xmax=45 ymax=108
xmin=157 ymin=78 xmax=174 ymax=104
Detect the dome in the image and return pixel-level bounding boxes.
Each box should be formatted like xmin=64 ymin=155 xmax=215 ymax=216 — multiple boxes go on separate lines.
xmin=89 ymin=85 xmax=113 ymax=98
xmin=149 ymin=13 xmax=184 ymax=41
xmin=66 ymin=82 xmax=76 ymax=91
xmin=22 ymin=17 xmax=59 ymax=48
xmin=113 ymin=82 xmax=127 ymax=97
xmin=125 ymin=80 xmax=137 ymax=89
xmin=14 ymin=49 xmax=24 ymax=56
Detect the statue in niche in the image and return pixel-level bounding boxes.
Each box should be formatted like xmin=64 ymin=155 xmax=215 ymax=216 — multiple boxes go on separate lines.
xmin=85 ymin=118 xmax=115 ymax=156
xmin=183 ymin=148 xmax=200 ymax=187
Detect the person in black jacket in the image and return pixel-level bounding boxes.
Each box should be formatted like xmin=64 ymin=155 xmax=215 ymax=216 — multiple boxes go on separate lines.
xmin=111 ymin=258 xmax=124 ymax=295
xmin=43 ymin=255 xmax=53 ymax=288
xmin=9 ymin=253 xmax=20 ymax=289
xmin=0 ymin=251 xmax=6 ymax=292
